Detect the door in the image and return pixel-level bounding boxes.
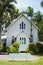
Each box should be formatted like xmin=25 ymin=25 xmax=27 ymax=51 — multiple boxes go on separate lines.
xmin=17 ymin=31 xmax=29 ymax=51
xmin=19 ymin=37 xmax=28 ymax=51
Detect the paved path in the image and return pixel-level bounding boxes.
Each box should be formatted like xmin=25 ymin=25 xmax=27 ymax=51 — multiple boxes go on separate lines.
xmin=0 ymin=55 xmax=39 ymax=61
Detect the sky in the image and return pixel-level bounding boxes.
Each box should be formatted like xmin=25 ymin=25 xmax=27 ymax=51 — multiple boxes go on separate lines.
xmin=12 ymin=0 xmax=43 ymax=13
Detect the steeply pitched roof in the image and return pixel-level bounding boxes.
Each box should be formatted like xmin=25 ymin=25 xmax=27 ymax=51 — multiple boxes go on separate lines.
xmin=16 ymin=31 xmax=29 ymax=37
xmin=6 ymin=13 xmax=39 ymax=31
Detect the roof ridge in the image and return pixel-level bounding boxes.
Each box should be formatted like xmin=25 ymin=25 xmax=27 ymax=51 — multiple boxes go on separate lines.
xmin=6 ymin=13 xmax=39 ymax=31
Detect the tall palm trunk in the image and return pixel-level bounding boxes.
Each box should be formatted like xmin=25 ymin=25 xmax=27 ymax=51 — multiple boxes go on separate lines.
xmin=31 ymin=22 xmax=32 ymax=35
xmin=30 ymin=17 xmax=32 ymax=36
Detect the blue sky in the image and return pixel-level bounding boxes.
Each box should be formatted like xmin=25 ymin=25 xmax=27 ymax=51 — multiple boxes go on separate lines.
xmin=12 ymin=0 xmax=43 ymax=13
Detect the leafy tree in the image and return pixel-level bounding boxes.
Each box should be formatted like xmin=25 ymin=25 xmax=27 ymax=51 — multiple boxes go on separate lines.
xmin=0 ymin=0 xmax=17 ymax=43
xmin=33 ymin=11 xmax=42 ymax=28
xmin=13 ymin=8 xmax=20 ymax=19
xmin=33 ymin=11 xmax=42 ymax=41
xmin=41 ymin=0 xmax=43 ymax=7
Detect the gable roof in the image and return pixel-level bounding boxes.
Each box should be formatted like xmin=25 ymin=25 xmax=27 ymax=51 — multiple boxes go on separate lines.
xmin=16 ymin=31 xmax=29 ymax=37
xmin=6 ymin=13 xmax=39 ymax=31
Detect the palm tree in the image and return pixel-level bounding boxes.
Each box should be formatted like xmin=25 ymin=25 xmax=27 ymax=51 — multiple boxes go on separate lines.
xmin=41 ymin=0 xmax=43 ymax=7
xmin=33 ymin=11 xmax=42 ymax=28
xmin=34 ymin=11 xmax=43 ymax=41
xmin=0 ymin=0 xmax=17 ymax=43
xmin=14 ymin=8 xmax=20 ymax=19
xmin=26 ymin=7 xmax=34 ymax=36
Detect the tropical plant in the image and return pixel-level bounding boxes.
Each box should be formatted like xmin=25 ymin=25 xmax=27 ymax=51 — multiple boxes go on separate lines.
xmin=0 ymin=44 xmax=3 ymax=52
xmin=29 ymin=43 xmax=39 ymax=54
xmin=33 ymin=11 xmax=42 ymax=28
xmin=36 ymin=43 xmax=43 ymax=54
xmin=13 ymin=42 xmax=20 ymax=49
xmin=14 ymin=8 xmax=20 ymax=19
xmin=26 ymin=7 xmax=34 ymax=17
xmin=41 ymin=0 xmax=43 ymax=7
xmin=0 ymin=0 xmax=17 ymax=43
xmin=7 ymin=46 xmax=18 ymax=53
xmin=7 ymin=42 xmax=20 ymax=53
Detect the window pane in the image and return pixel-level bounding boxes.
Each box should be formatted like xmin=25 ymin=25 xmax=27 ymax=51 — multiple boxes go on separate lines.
xmin=22 ymin=38 xmax=23 ymax=44
xmin=24 ymin=38 xmax=26 ymax=44
xmin=29 ymin=35 xmax=33 ymax=42
xmin=24 ymin=24 xmax=26 ymax=29
xmin=20 ymin=37 xmax=21 ymax=44
xmin=22 ymin=22 xmax=23 ymax=29
xmin=22 ymin=42 xmax=23 ymax=44
xmin=20 ymin=38 xmax=21 ymax=40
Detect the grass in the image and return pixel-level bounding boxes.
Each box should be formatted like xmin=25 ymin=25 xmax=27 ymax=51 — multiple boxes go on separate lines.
xmin=0 ymin=56 xmax=43 ymax=65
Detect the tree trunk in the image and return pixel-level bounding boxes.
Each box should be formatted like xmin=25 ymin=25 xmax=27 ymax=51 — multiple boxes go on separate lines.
xmin=30 ymin=17 xmax=32 ymax=36
xmin=31 ymin=22 xmax=32 ymax=35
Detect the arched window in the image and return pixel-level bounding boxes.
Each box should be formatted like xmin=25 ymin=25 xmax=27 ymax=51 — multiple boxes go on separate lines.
xmin=12 ymin=36 xmax=14 ymax=44
xmin=20 ymin=37 xmax=26 ymax=44
xmin=20 ymin=37 xmax=21 ymax=44
xmin=22 ymin=38 xmax=23 ymax=44
xmin=22 ymin=22 xmax=23 ymax=29
xmin=20 ymin=22 xmax=26 ymax=29
xmin=24 ymin=38 xmax=26 ymax=44
xmin=24 ymin=24 xmax=26 ymax=29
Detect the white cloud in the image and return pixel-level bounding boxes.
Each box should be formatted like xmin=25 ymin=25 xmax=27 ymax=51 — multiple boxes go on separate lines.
xmin=11 ymin=0 xmax=43 ymax=13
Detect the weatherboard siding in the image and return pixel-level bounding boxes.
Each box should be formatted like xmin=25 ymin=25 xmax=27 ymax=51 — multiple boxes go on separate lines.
xmin=6 ymin=15 xmax=38 ymax=51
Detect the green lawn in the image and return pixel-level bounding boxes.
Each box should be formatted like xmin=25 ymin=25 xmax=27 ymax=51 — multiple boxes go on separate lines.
xmin=0 ymin=56 xmax=43 ymax=65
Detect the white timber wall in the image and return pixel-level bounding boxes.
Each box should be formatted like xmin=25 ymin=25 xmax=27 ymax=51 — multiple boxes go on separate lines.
xmin=6 ymin=16 xmax=31 ymax=46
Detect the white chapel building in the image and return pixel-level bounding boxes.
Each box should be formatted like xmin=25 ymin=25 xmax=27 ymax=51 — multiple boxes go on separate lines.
xmin=6 ymin=14 xmax=39 ymax=51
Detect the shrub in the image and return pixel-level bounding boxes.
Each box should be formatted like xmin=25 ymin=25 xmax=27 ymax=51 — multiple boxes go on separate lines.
xmin=7 ymin=46 xmax=14 ymax=53
xmin=29 ymin=43 xmax=39 ymax=54
xmin=36 ymin=43 xmax=43 ymax=54
xmin=25 ymin=48 xmax=30 ymax=53
xmin=7 ymin=42 xmax=20 ymax=53
xmin=7 ymin=46 xmax=18 ymax=53
xmin=30 ymin=51 xmax=35 ymax=55
xmin=0 ymin=44 xmax=3 ymax=52
xmin=13 ymin=42 xmax=20 ymax=49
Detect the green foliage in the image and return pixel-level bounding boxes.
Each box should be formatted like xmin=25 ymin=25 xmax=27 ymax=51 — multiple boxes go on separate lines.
xmin=13 ymin=42 xmax=20 ymax=49
xmin=30 ymin=51 xmax=35 ymax=55
xmin=26 ymin=7 xmax=34 ymax=17
xmin=39 ymin=22 xmax=43 ymax=41
xmin=25 ymin=48 xmax=30 ymax=53
xmin=26 ymin=42 xmax=43 ymax=54
xmin=7 ymin=46 xmax=13 ymax=53
xmin=0 ymin=44 xmax=3 ymax=52
xmin=0 ymin=56 xmax=43 ymax=65
xmin=7 ymin=42 xmax=20 ymax=53
xmin=34 ymin=11 xmax=42 ymax=24
xmin=41 ymin=0 xmax=43 ymax=7
xmin=29 ymin=43 xmax=39 ymax=54
xmin=36 ymin=43 xmax=43 ymax=54
xmin=7 ymin=46 xmax=18 ymax=53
